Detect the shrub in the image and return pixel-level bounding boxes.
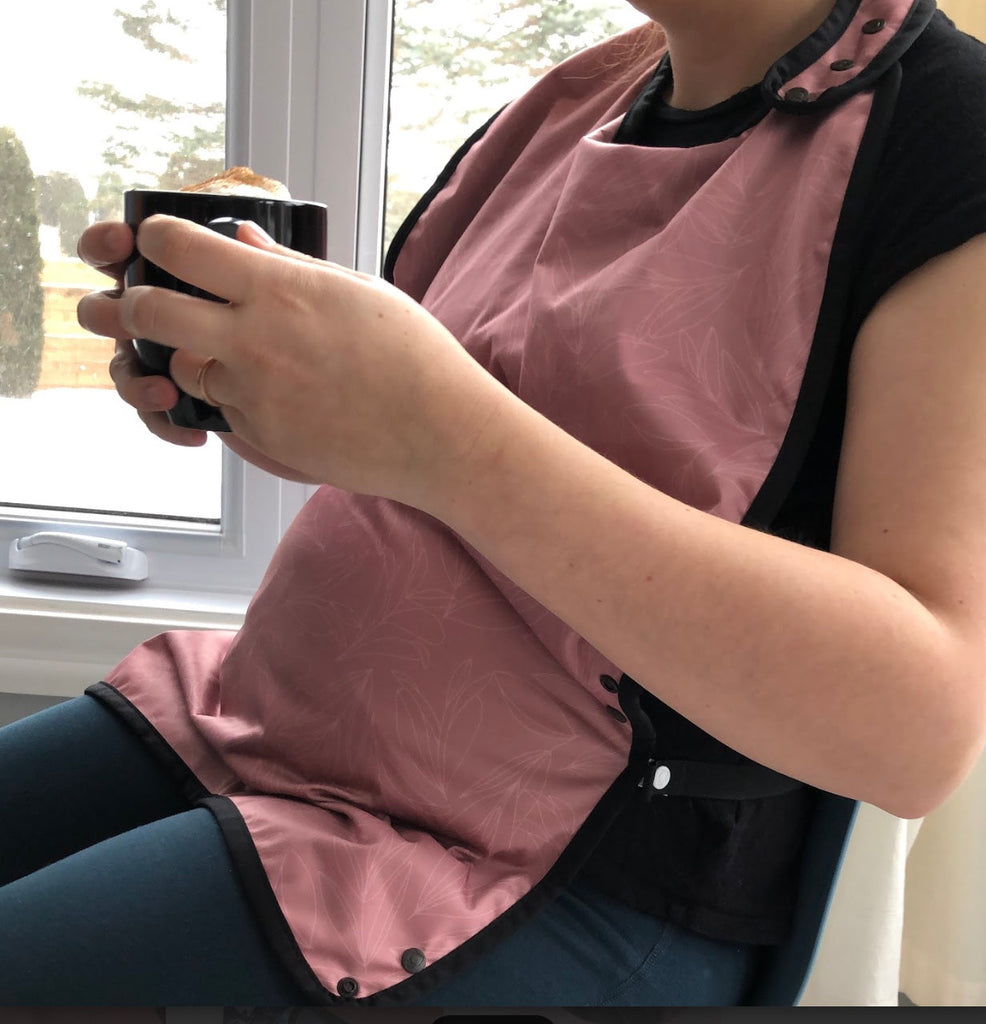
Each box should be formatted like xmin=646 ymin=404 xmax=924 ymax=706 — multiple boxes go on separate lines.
xmin=0 ymin=126 xmax=44 ymax=398
xmin=36 ymin=171 xmax=91 ymax=256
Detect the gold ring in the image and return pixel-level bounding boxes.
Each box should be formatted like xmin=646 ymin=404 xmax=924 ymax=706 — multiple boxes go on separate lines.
xmin=196 ymin=356 xmax=221 ymax=407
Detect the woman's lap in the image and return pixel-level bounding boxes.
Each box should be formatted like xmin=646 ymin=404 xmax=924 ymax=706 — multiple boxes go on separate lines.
xmin=0 ymin=807 xmax=307 ymax=1005
xmin=0 ymin=694 xmax=189 ymax=886
xmin=0 ymin=696 xmax=763 ymax=1006
xmin=415 ymin=877 xmax=764 ymax=1007
xmin=0 ymin=696 xmax=306 ymax=1004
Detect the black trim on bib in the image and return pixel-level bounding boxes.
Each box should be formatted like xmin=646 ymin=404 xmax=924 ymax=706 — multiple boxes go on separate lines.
xmin=640 ymin=759 xmax=802 ymax=802
xmin=84 ymin=683 xmax=661 ymax=1007
xmin=365 ymin=760 xmax=649 ymax=1007
xmin=85 ymin=681 xmax=209 ymax=805
xmin=743 ymin=60 xmax=902 ymax=532
xmin=384 ymin=107 xmax=504 ymax=285
xmin=200 ymin=794 xmax=337 ymax=1004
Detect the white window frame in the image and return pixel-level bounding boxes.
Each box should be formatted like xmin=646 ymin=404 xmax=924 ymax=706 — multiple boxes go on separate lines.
xmin=0 ymin=0 xmax=393 ymax=697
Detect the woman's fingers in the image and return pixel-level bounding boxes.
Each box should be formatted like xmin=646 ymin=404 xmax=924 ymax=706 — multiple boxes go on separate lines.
xmin=136 ymin=408 xmax=210 ymax=447
xmin=117 ymin=284 xmax=233 ymax=360
xmin=107 ymin=340 xmax=208 ymax=447
xmin=77 ymin=218 xmax=234 ymax=451
xmin=77 ymin=288 xmax=127 ymax=341
xmin=169 ymin=348 xmax=233 ymax=411
xmin=233 ymin=220 xmax=370 ymax=279
xmin=107 ymin=339 xmax=176 ymax=409
xmin=135 ymin=215 xmax=259 ymax=303
xmin=77 ymin=221 xmax=135 ymax=282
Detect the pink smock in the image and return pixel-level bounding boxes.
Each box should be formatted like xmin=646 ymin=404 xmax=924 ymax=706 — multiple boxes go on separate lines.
xmin=92 ymin=0 xmax=930 ymax=1003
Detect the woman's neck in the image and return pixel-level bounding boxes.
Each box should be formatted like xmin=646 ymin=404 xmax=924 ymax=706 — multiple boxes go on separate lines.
xmin=630 ymin=0 xmax=837 ymax=109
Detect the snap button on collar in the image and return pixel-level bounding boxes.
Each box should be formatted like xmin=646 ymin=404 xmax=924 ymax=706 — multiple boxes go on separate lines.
xmin=605 ymin=705 xmax=628 ymax=724
xmin=785 ymin=87 xmax=811 ymax=103
xmin=599 ymin=674 xmax=620 ymax=693
xmin=862 ymin=18 xmax=887 ymax=34
xmin=830 ymin=58 xmax=855 ymax=72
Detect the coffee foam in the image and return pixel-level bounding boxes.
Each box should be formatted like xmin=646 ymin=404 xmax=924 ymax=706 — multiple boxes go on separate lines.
xmin=180 ymin=166 xmax=291 ymax=200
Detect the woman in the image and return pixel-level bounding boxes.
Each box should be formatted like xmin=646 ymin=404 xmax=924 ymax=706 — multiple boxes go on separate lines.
xmin=2 ymin=0 xmax=985 ymax=1007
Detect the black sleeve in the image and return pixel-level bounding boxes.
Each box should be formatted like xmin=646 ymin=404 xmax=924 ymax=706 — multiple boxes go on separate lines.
xmin=771 ymin=13 xmax=986 ymax=555
xmin=849 ymin=10 xmax=986 ymax=326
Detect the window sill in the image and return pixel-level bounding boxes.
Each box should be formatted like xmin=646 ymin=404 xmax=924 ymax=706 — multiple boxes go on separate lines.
xmin=0 ymin=574 xmax=246 ymax=698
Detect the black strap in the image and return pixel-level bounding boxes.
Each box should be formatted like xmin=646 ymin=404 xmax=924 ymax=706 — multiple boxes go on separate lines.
xmin=639 ymin=758 xmax=804 ymax=801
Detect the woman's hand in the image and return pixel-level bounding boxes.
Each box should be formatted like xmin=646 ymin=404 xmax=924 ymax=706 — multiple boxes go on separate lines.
xmin=77 ymin=219 xmax=326 ymax=483
xmin=76 ymin=221 xmax=209 ymax=450
xmin=77 ymin=220 xmax=354 ymax=484
xmin=80 ymin=214 xmax=511 ymax=509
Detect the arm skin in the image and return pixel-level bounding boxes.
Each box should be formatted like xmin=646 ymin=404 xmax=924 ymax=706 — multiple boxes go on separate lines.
xmin=424 ymin=234 xmax=986 ymax=821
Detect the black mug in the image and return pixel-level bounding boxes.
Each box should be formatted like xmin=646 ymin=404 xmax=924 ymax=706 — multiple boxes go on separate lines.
xmin=124 ymin=188 xmax=328 ymax=431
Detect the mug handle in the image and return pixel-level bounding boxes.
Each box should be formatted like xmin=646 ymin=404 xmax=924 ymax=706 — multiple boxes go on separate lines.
xmin=205 ymin=216 xmax=244 ymax=242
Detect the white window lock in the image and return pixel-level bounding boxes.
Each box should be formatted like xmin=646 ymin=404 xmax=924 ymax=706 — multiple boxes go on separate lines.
xmin=8 ymin=532 xmax=149 ymax=581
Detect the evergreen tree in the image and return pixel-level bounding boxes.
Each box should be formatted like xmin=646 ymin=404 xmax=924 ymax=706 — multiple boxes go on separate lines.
xmin=90 ymin=171 xmax=128 ymax=224
xmin=386 ymin=0 xmax=636 ymax=245
xmin=36 ymin=172 xmax=90 ymax=257
xmin=394 ymin=0 xmax=633 ymax=83
xmin=78 ymin=0 xmax=227 ymax=196
xmin=0 ymin=127 xmax=44 ymax=397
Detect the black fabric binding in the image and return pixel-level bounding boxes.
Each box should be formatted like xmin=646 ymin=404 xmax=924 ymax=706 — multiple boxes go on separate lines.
xmin=383 ymin=107 xmax=504 ymax=285
xmin=87 ymin=682 xmax=656 ymax=1006
xmin=742 ymin=60 xmax=903 ymax=532
xmin=204 ymin=762 xmax=654 ymax=1006
xmin=200 ymin=795 xmax=338 ymax=1004
xmin=641 ymin=759 xmax=803 ymax=802
xmin=85 ymin=681 xmax=209 ymax=805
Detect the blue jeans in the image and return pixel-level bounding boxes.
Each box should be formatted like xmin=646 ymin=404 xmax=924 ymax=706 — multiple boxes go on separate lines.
xmin=0 ymin=696 xmax=763 ymax=1005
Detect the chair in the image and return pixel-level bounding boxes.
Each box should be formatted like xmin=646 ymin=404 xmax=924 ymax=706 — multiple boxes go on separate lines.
xmin=744 ymin=790 xmax=859 ymax=1005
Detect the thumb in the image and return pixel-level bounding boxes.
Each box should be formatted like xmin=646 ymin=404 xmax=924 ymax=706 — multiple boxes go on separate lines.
xmin=236 ymin=219 xmax=368 ymax=281
xmin=235 ymin=220 xmax=318 ymax=263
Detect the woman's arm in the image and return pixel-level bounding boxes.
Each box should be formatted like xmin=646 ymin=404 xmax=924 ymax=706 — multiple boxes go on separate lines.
xmin=87 ymin=216 xmax=986 ymax=819
xmin=430 ymin=234 xmax=986 ymax=820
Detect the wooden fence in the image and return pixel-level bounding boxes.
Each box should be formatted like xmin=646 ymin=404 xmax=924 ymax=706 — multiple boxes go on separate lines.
xmin=38 ymin=260 xmax=114 ymax=391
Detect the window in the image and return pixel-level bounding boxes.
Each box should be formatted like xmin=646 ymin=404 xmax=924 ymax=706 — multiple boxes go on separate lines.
xmin=0 ymin=1 xmax=378 ymax=692
xmin=386 ymin=0 xmax=647 ymax=253
xmin=0 ymin=0 xmax=645 ymax=694
xmin=0 ymin=0 xmax=226 ymax=525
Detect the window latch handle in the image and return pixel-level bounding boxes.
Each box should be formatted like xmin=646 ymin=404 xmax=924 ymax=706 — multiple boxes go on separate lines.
xmin=9 ymin=531 xmax=148 ymax=580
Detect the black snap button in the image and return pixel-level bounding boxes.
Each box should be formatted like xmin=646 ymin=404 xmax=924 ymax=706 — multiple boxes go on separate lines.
xmin=605 ymin=706 xmax=628 ymax=724
xmin=862 ymin=18 xmax=886 ymax=34
xmin=784 ymin=87 xmax=811 ymax=103
xmin=337 ymin=976 xmax=360 ymax=998
xmin=599 ymin=674 xmax=620 ymax=693
xmin=830 ymin=58 xmax=855 ymax=72
xmin=401 ymin=948 xmax=427 ymax=974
